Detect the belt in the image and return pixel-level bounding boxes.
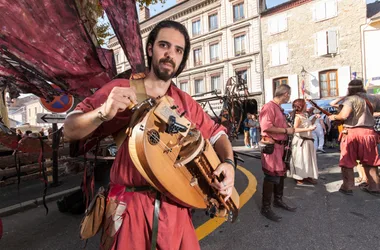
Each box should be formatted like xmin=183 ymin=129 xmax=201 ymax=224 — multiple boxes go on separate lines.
xmin=125 ymin=186 xmax=160 ymax=250
xmin=299 ymin=136 xmax=314 ymax=147
xmin=274 ymin=139 xmax=287 ymax=145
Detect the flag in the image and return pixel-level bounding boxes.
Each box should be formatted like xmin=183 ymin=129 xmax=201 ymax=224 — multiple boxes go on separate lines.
xmin=301 ymin=79 xmax=305 ymax=96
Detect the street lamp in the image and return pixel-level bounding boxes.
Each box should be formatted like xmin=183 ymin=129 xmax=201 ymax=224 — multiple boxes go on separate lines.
xmin=301 ymin=67 xmax=307 ymax=78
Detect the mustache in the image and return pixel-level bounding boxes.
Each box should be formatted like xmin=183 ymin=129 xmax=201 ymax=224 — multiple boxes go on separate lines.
xmin=159 ymin=58 xmax=175 ymax=68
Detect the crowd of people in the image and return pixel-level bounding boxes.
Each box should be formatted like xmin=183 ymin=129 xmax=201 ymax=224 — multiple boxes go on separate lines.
xmin=258 ymin=79 xmax=380 ymax=222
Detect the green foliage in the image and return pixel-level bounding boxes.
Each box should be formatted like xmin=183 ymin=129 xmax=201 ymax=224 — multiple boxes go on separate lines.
xmin=136 ymin=0 xmax=166 ymax=7
xmin=96 ymin=22 xmax=112 ymax=46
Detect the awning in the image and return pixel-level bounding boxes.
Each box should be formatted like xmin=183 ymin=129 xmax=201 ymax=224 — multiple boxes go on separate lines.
xmin=281 ymin=98 xmax=338 ymax=114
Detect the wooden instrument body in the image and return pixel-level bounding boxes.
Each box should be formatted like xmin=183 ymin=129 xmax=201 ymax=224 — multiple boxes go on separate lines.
xmin=128 ymin=96 xmax=239 ymax=221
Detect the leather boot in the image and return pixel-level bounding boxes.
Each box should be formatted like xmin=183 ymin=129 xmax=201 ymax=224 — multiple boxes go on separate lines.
xmin=273 ymin=177 xmax=297 ymax=212
xmin=261 ymin=180 xmax=282 ymax=222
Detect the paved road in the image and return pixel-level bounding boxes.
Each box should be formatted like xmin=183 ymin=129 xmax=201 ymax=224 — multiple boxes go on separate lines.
xmin=1 ymin=148 xmax=379 ymax=250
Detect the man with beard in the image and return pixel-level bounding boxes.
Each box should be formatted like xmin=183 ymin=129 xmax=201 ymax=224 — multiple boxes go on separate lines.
xmin=64 ymin=20 xmax=235 ymax=250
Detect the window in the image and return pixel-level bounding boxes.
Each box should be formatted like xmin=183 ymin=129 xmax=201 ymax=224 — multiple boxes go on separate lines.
xmin=29 ymin=109 xmax=31 ymax=117
xmin=209 ymin=14 xmax=218 ymax=31
xmin=268 ymin=14 xmax=287 ymax=34
xmin=233 ymin=3 xmax=244 ymax=22
xmin=34 ymin=107 xmax=37 ymax=115
xmin=209 ymin=43 xmax=219 ymax=63
xmin=314 ymin=0 xmax=337 ymax=22
xmin=273 ymin=77 xmax=288 ymax=96
xmin=236 ymin=70 xmax=247 ymax=84
xmin=271 ymin=42 xmax=288 ymax=66
xmin=180 ymin=82 xmax=188 ymax=92
xmin=234 ymin=35 xmax=246 ymax=56
xmin=194 ymin=79 xmax=204 ymax=94
xmin=192 ymin=20 xmax=201 ymax=36
xmin=193 ymin=48 xmax=202 ymax=66
xmin=319 ymin=70 xmax=338 ymax=98
xmin=211 ymin=76 xmax=221 ymax=90
xmin=115 ymin=53 xmax=119 ymax=64
xmin=316 ymin=30 xmax=337 ymax=56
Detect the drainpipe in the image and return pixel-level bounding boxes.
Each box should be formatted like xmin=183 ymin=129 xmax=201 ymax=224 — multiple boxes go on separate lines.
xmin=257 ymin=0 xmax=265 ymax=109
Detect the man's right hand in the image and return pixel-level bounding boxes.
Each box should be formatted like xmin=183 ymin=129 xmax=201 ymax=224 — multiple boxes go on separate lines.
xmin=99 ymin=86 xmax=138 ymax=121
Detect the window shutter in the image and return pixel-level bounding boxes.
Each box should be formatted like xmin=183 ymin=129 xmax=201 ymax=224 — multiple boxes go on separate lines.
xmin=317 ymin=31 xmax=328 ymax=56
xmin=268 ymin=18 xmax=274 ymax=34
xmin=326 ymin=0 xmax=337 ymax=18
xmin=288 ymin=75 xmax=298 ymax=101
xmin=279 ymin=42 xmax=288 ymax=65
xmin=309 ymin=71 xmax=320 ymax=99
xmin=315 ymin=2 xmax=326 ymax=21
xmin=327 ymin=30 xmax=337 ymax=54
xmin=271 ymin=44 xmax=280 ymax=66
xmin=264 ymin=79 xmax=273 ymax=103
xmin=338 ymin=66 xmax=350 ymax=97
xmin=278 ymin=14 xmax=287 ymax=32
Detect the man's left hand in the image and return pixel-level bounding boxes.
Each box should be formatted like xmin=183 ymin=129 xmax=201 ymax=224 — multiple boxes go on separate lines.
xmin=211 ymin=162 xmax=235 ymax=201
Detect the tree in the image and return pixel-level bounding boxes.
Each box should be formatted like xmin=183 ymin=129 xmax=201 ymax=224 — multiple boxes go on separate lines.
xmin=136 ymin=0 xmax=166 ymax=7
xmin=77 ymin=0 xmax=166 ymax=46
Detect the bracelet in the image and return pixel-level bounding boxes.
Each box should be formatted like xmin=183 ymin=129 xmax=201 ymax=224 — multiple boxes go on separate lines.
xmin=97 ymin=110 xmax=109 ymax=122
xmin=223 ymin=158 xmax=236 ymax=170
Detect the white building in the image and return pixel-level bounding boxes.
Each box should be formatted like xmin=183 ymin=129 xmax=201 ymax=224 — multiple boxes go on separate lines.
xmin=362 ymin=1 xmax=380 ymax=93
xmin=108 ymin=0 xmax=263 ymax=114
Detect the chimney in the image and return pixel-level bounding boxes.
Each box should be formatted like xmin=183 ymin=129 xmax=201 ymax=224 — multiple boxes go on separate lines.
xmin=139 ymin=6 xmax=150 ymax=21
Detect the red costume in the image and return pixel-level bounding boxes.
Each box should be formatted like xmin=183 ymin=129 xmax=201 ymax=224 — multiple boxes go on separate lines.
xmin=72 ymin=79 xmax=227 ymax=250
xmin=259 ymin=101 xmax=288 ymax=176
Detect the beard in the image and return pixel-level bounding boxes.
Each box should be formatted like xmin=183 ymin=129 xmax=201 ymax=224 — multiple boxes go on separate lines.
xmin=152 ymin=58 xmax=177 ymax=81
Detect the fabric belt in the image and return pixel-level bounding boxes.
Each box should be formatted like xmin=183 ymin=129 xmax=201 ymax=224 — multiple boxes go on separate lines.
xmin=299 ymin=136 xmax=314 ymax=147
xmin=125 ymin=186 xmax=160 ymax=250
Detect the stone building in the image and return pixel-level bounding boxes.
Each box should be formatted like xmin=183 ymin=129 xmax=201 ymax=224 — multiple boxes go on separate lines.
xmin=260 ymin=0 xmax=367 ymax=103
xmin=108 ymin=0 xmax=263 ymax=115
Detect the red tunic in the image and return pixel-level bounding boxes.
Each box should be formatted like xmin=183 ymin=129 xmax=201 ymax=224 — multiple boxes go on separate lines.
xmin=259 ymin=101 xmax=288 ymax=176
xmin=74 ymin=79 xmax=227 ymax=250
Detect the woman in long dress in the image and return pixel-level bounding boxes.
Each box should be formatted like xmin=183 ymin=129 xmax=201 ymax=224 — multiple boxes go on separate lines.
xmin=290 ymin=99 xmax=318 ymax=185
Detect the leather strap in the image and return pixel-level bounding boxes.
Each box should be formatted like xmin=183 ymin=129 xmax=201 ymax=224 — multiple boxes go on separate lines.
xmin=151 ymin=192 xmax=161 ymax=250
xmin=124 ymin=185 xmax=160 ymax=250
xmin=114 ymin=79 xmax=147 ymax=149
xmin=125 ymin=186 xmax=154 ymax=192
xmin=362 ymin=96 xmax=374 ymax=114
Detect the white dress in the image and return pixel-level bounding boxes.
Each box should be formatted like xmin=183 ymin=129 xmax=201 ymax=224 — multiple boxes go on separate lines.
xmin=289 ymin=114 xmax=318 ymax=180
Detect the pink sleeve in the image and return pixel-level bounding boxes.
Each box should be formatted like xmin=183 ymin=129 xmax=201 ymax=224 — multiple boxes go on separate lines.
xmin=72 ymin=79 xmax=132 ymax=137
xmin=259 ymin=104 xmax=275 ymax=133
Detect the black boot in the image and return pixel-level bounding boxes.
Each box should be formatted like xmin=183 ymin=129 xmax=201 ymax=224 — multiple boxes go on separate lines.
xmin=261 ymin=180 xmax=282 ymax=222
xmin=273 ymin=176 xmax=297 ymax=212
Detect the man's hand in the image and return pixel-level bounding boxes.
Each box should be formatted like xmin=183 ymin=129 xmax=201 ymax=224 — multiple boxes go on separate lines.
xmin=211 ymin=163 xmax=235 ymax=201
xmin=100 ymin=86 xmax=138 ymax=121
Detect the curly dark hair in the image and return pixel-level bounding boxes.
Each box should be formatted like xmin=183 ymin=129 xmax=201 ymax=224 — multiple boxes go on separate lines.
xmin=145 ymin=20 xmax=190 ymax=77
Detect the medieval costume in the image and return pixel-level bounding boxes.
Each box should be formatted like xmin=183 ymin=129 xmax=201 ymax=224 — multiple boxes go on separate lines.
xmin=259 ymin=99 xmax=296 ymax=222
xmin=290 ymin=114 xmax=318 ymax=184
xmin=330 ymin=80 xmax=380 ymax=195
xmin=70 ymin=79 xmax=227 ymax=249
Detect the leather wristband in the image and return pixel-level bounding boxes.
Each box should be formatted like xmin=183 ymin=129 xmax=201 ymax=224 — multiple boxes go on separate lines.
xmin=97 ymin=110 xmax=108 ymax=122
xmin=223 ymin=158 xmax=236 ymax=170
